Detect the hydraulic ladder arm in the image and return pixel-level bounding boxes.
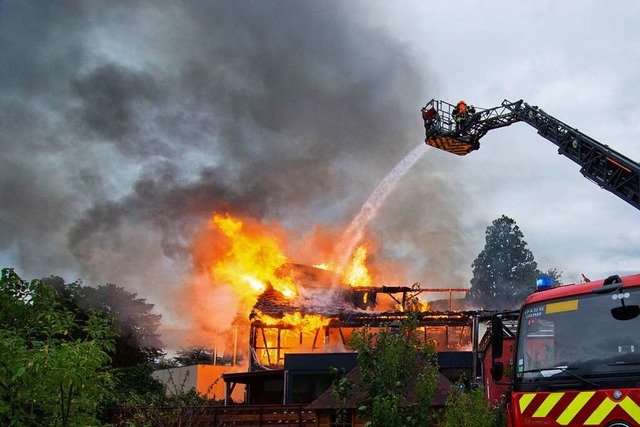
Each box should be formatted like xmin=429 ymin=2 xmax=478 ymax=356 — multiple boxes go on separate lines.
xmin=421 ymin=99 xmax=640 ymax=210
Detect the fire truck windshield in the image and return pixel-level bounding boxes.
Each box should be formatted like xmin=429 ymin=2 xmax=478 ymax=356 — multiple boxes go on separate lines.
xmin=515 ymin=288 xmax=640 ymax=384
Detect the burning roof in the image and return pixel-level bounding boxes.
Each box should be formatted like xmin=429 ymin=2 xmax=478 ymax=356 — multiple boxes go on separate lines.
xmin=252 ymin=263 xmax=431 ymax=319
xmin=183 ymin=211 xmax=475 ymax=370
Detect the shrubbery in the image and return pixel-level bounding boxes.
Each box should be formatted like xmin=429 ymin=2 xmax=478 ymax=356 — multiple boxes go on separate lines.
xmin=441 ymin=383 xmax=505 ymax=427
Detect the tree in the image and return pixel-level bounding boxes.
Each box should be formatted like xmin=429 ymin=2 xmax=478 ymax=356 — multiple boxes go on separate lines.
xmin=82 ymin=283 xmax=164 ymax=367
xmin=112 ymin=363 xmax=165 ymax=401
xmin=467 ymin=215 xmax=539 ymax=309
xmin=338 ymin=304 xmax=440 ymax=427
xmin=0 ymin=268 xmax=116 ymax=426
xmin=173 ymin=347 xmax=215 ymax=366
xmin=43 ymin=278 xmax=164 ymax=367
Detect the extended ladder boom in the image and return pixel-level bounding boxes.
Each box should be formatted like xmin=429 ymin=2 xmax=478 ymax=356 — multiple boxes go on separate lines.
xmin=421 ymin=99 xmax=640 ymax=210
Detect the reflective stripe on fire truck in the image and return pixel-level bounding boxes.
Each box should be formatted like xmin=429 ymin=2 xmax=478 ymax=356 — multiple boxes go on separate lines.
xmin=532 ymin=392 xmax=564 ymax=417
xmin=517 ymin=392 xmax=640 ymax=425
xmin=518 ymin=393 xmax=536 ymax=413
xmin=556 ymin=392 xmax=594 ymax=425
xmin=584 ymin=396 xmax=640 ymax=425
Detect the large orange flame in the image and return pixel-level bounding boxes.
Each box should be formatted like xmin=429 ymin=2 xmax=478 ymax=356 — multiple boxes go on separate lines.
xmin=253 ymin=311 xmax=331 ymax=334
xmin=184 ymin=212 xmax=410 ymax=354
xmin=211 ymin=214 xmax=298 ymax=299
xmin=177 ymin=210 xmax=439 ymax=371
xmin=343 ymin=245 xmax=372 ymax=287
xmin=208 ymin=214 xmax=379 ymax=303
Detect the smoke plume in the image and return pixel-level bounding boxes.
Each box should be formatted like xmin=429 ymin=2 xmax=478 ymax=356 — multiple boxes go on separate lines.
xmin=0 ymin=1 xmax=471 ymax=347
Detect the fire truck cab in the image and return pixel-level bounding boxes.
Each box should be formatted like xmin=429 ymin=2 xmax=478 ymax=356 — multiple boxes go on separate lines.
xmin=491 ymin=274 xmax=640 ymax=427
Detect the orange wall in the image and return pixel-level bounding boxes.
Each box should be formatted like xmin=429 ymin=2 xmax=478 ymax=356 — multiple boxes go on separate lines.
xmin=153 ymin=365 xmax=245 ymax=402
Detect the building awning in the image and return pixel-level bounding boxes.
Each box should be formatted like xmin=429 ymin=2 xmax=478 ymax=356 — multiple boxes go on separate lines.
xmin=222 ymin=369 xmax=284 ymax=385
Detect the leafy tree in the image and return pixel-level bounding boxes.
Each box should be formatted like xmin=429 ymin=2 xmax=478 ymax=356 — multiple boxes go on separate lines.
xmin=43 ymin=278 xmax=164 ymax=367
xmin=339 ymin=304 xmax=439 ymax=427
xmin=0 ymin=268 xmax=116 ymax=426
xmin=82 ymin=283 xmax=164 ymax=367
xmin=467 ymin=216 xmax=540 ymax=309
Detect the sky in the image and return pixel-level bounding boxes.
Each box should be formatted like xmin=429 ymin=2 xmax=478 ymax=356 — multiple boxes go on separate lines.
xmin=1 ymin=1 xmax=639 ymax=340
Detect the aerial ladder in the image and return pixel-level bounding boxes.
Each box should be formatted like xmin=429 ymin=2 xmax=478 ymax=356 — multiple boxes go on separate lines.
xmin=421 ymin=99 xmax=640 ymax=210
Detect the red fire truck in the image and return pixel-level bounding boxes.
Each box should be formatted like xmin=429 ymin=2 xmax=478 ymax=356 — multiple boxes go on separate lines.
xmin=422 ymin=99 xmax=640 ymax=426
xmin=490 ymin=274 xmax=640 ymax=427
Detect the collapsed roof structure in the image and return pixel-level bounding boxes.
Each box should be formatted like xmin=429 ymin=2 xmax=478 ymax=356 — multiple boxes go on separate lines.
xmin=248 ymin=263 xmax=476 ymax=371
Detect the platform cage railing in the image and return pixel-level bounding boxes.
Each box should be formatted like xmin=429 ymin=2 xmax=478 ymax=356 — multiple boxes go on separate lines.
xmin=421 ymin=99 xmax=457 ymax=136
xmin=422 ymin=99 xmax=524 ymax=145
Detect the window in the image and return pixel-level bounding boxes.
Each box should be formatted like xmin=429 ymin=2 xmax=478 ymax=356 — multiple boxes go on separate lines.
xmin=516 ymin=288 xmax=640 ymax=380
xmin=291 ymin=374 xmax=333 ymax=404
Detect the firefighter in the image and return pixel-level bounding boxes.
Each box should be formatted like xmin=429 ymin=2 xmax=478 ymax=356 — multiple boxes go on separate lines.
xmin=422 ymin=106 xmax=437 ymax=136
xmin=452 ymin=100 xmax=467 ymax=130
xmin=467 ymin=104 xmax=479 ymax=124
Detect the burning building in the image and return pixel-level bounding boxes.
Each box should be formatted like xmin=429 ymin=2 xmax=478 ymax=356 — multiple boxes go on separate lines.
xmin=217 ymin=262 xmax=479 ymax=406
xmin=165 ymin=212 xmax=481 ymax=405
xmin=248 ymin=262 xmax=474 ymax=370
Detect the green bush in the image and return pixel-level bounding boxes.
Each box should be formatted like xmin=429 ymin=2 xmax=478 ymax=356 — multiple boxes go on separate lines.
xmin=339 ymin=309 xmax=440 ymax=427
xmin=441 ymin=384 xmax=505 ymax=427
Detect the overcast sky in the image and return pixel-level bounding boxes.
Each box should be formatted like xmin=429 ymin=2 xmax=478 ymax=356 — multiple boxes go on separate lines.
xmin=385 ymin=0 xmax=640 ymax=282
xmin=1 ymin=1 xmax=639 ymax=323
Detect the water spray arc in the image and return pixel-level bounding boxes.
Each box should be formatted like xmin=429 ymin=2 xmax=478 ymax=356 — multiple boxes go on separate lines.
xmin=337 ymin=144 xmax=430 ymax=270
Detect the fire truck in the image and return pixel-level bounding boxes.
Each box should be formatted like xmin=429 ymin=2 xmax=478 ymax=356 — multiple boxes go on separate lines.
xmin=491 ymin=274 xmax=640 ymax=427
xmin=422 ymin=99 xmax=640 ymax=426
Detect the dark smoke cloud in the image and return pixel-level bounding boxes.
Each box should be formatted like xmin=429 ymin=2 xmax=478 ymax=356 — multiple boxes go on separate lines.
xmin=72 ymin=64 xmax=165 ymax=152
xmin=0 ymin=1 xmax=469 ymax=328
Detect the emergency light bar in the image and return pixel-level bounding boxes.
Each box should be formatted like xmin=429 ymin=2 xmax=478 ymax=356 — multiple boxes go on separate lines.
xmin=536 ymin=276 xmax=553 ymax=292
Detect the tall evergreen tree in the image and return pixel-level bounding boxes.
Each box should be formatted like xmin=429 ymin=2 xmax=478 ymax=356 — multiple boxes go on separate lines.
xmin=467 ymin=215 xmax=538 ymax=309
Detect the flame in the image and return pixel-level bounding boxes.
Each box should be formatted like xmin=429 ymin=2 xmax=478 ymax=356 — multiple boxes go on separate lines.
xmin=211 ymin=213 xmax=298 ymax=300
xmin=185 ymin=211 xmax=405 ymax=357
xmin=242 ymin=275 xmax=267 ymax=293
xmin=254 ymin=310 xmax=331 ymax=334
xmin=343 ymin=245 xmax=372 ymax=287
xmin=310 ymin=246 xmax=373 ymax=287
